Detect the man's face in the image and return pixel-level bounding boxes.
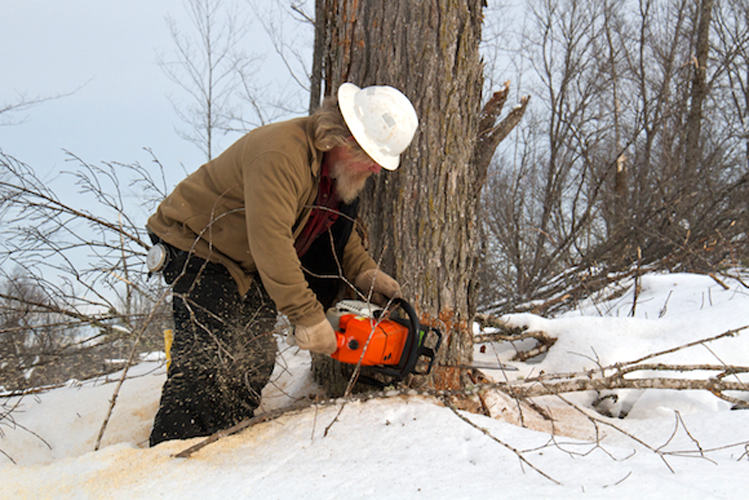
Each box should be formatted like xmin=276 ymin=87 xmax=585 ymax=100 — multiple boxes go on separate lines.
xmin=327 ymin=139 xmax=382 ymax=203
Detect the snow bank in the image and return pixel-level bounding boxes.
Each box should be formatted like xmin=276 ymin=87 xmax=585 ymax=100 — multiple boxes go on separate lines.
xmin=1 ymin=272 xmax=748 ymax=499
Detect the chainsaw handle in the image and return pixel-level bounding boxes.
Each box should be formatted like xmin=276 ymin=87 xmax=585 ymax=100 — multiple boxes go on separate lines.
xmin=390 ymin=297 xmax=418 ymax=332
xmin=378 ymin=298 xmax=441 ymax=380
xmin=393 ymin=299 xmax=442 ymax=377
xmin=378 ymin=298 xmax=420 ymax=379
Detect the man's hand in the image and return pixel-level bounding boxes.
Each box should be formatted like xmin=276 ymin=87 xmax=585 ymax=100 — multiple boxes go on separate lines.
xmin=354 ymin=268 xmax=401 ymax=305
xmin=288 ymin=319 xmax=338 ymax=355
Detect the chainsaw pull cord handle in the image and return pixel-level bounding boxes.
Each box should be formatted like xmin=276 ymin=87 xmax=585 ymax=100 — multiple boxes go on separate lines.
xmin=389 ymin=298 xmax=418 ymax=344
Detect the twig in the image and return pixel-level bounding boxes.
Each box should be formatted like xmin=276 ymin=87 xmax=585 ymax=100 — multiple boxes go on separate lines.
xmin=93 ymin=289 xmax=169 ymax=450
xmin=324 ymin=403 xmax=347 ymax=437
xmin=627 ymin=325 xmax=747 ymax=365
xmin=629 ymin=247 xmax=642 ymax=317
xmin=0 ymin=447 xmax=17 ymax=465
xmin=442 ymin=397 xmax=561 ymax=485
xmin=708 ymin=273 xmax=730 ymax=290
xmin=542 ymin=390 xmax=677 ymax=473
xmin=0 ymin=394 xmax=53 ymax=452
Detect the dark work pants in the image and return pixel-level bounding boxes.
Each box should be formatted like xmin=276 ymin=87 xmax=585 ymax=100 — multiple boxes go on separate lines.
xmin=149 ymin=249 xmax=277 ymax=446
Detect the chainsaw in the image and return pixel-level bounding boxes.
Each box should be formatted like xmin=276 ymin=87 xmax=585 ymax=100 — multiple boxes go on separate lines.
xmin=326 ymin=298 xmax=442 ymax=384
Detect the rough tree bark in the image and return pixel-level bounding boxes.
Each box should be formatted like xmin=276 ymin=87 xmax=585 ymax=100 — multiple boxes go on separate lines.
xmin=308 ymin=0 xmax=326 ymax=114
xmin=310 ymin=0 xmax=527 ymax=394
xmin=682 ymin=0 xmax=714 ymax=224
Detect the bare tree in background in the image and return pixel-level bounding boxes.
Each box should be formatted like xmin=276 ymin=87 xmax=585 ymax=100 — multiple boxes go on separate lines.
xmin=237 ymin=0 xmax=319 ymax=120
xmin=683 ymin=0 xmax=714 ymax=190
xmin=480 ymin=0 xmax=749 ymax=314
xmin=160 ymin=0 xmax=261 ymax=160
xmin=480 ymin=0 xmax=610 ymax=308
xmin=0 ymin=152 xmax=172 ymax=393
xmin=713 ymin=0 xmax=749 ymax=251
xmin=0 ymin=270 xmax=78 ymax=390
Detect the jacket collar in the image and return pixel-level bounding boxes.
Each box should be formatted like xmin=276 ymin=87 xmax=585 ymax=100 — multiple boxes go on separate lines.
xmin=305 ymin=117 xmax=323 ymax=178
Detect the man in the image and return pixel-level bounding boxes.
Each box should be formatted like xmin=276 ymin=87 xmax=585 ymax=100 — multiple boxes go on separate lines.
xmin=146 ymin=82 xmax=419 ymax=446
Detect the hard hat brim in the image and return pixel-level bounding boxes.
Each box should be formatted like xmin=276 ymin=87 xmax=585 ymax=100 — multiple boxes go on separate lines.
xmin=338 ymin=83 xmax=401 ymax=171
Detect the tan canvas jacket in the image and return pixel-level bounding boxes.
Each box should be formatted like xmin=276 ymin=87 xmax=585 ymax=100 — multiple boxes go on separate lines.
xmin=147 ymin=117 xmax=377 ymax=327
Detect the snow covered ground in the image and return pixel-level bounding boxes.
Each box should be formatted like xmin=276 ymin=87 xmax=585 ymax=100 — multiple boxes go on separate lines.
xmin=1 ymin=271 xmax=748 ymax=499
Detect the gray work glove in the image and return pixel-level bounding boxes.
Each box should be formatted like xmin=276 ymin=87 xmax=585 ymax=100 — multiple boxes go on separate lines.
xmin=287 ymin=318 xmax=338 ymax=355
xmin=354 ymin=268 xmax=401 ymax=305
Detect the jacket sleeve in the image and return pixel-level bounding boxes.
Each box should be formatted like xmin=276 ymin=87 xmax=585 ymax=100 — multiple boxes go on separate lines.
xmin=243 ymin=151 xmax=326 ymax=327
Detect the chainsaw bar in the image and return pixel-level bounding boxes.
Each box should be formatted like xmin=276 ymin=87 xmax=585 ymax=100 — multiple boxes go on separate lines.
xmin=444 ymin=363 xmax=519 ymax=372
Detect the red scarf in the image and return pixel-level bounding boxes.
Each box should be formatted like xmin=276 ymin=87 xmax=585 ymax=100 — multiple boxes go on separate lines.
xmin=294 ymin=162 xmax=341 ymax=257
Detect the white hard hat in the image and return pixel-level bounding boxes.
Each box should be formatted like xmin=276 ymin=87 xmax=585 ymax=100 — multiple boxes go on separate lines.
xmin=337 ymin=82 xmax=418 ymax=170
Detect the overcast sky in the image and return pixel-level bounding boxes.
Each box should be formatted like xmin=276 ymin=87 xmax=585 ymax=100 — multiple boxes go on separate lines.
xmin=1 ymin=1 xmax=519 ymax=195
xmin=0 ymin=0 xmax=309 ymax=190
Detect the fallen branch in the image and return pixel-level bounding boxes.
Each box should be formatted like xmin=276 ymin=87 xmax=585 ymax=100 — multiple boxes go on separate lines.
xmin=473 ymin=316 xmax=557 ymax=362
xmin=174 ymin=361 xmax=748 ymax=459
xmin=514 ymin=370 xmax=748 ymax=403
xmin=175 ymin=326 xmax=749 ymax=462
xmin=174 ymin=399 xmax=316 ymax=459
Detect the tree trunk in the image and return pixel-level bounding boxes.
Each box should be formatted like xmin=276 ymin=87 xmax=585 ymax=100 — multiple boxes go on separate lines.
xmin=683 ymin=0 xmax=714 ymax=221
xmin=308 ymin=0 xmax=326 ymax=114
xmin=313 ymin=0 xmax=486 ymax=394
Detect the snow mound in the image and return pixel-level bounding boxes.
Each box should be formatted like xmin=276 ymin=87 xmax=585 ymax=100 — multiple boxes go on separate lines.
xmin=1 ymin=271 xmax=749 ymax=498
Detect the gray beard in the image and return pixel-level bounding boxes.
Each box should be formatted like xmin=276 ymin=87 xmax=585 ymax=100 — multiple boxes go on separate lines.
xmin=330 ymin=162 xmax=369 ymax=204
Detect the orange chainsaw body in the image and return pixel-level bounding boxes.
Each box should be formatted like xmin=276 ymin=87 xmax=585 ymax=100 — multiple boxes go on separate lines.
xmin=331 ymin=313 xmax=409 ymax=366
